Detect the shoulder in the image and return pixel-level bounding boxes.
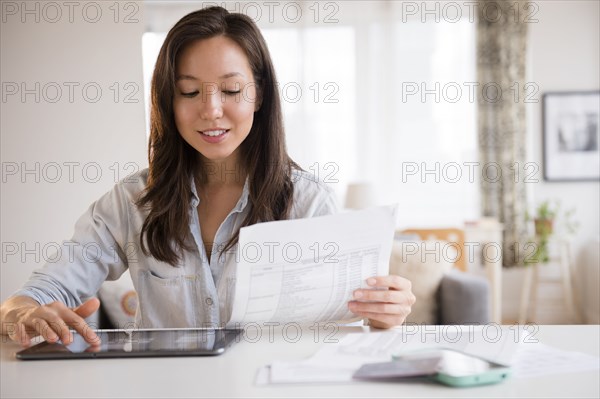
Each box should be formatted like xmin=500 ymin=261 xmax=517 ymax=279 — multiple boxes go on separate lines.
xmin=116 ymin=167 xmax=149 ymax=193
xmin=72 ymin=168 xmax=150 ymax=238
xmin=290 ymin=168 xmax=340 ymax=218
xmin=94 ymin=168 xmax=149 ymax=210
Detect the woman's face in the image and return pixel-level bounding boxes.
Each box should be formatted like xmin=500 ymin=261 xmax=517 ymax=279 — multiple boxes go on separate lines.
xmin=173 ymin=36 xmax=258 ymax=164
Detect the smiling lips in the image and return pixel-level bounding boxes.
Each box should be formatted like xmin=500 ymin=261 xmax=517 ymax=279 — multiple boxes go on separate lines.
xmin=197 ymin=128 xmax=230 ymax=144
xmin=199 ymin=128 xmax=229 ymax=137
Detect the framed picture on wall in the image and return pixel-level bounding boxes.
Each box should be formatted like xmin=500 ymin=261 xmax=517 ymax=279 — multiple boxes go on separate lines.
xmin=543 ymin=91 xmax=600 ymax=181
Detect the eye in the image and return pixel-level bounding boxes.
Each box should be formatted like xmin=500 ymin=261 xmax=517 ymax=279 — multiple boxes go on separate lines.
xmin=222 ymin=90 xmax=241 ymax=96
xmin=180 ymin=91 xmax=198 ymax=98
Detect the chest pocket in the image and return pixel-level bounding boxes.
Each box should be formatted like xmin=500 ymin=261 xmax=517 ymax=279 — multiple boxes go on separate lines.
xmin=136 ymin=266 xmax=199 ymax=328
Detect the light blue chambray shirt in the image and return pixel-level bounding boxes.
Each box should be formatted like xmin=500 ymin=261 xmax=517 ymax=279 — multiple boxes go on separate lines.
xmin=13 ymin=168 xmax=340 ymax=328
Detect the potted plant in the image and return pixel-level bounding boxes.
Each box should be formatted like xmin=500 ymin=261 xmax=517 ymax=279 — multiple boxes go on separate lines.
xmin=534 ymin=200 xmax=557 ymax=237
xmin=525 ymin=200 xmax=578 ymax=264
xmin=523 ymin=201 xmax=557 ymax=264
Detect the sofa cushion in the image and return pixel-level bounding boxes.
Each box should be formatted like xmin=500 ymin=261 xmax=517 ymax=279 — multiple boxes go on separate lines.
xmin=97 ymin=273 xmax=138 ymax=329
xmin=438 ymin=270 xmax=490 ymax=324
xmin=389 ymin=240 xmax=455 ymax=324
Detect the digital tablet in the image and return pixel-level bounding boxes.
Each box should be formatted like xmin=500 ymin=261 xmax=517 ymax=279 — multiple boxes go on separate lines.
xmin=16 ymin=328 xmax=244 ymax=360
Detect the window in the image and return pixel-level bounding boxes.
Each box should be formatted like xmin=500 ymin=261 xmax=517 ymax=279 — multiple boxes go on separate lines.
xmin=142 ymin=2 xmax=478 ymax=226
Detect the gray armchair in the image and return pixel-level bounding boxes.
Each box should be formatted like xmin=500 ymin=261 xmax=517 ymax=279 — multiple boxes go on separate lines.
xmin=437 ymin=270 xmax=490 ymax=324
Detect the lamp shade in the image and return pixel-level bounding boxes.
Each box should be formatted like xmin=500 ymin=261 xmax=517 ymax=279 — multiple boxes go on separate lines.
xmin=345 ymin=182 xmax=374 ymax=209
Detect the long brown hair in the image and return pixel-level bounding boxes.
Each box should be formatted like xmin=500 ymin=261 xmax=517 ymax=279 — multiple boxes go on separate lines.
xmin=137 ymin=6 xmax=297 ymax=265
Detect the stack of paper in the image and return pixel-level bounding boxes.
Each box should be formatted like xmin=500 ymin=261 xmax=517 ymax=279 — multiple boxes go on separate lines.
xmin=256 ymin=326 xmax=599 ymax=385
xmin=257 ymin=326 xmax=525 ymax=385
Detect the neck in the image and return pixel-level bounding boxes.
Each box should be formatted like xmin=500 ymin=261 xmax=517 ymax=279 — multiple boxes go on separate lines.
xmin=198 ymin=154 xmax=247 ymax=188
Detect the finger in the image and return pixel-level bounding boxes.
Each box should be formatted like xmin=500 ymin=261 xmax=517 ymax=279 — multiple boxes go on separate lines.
xmin=348 ymin=301 xmax=405 ymax=315
xmin=366 ymin=275 xmax=412 ymax=290
xmin=362 ymin=311 xmax=401 ymax=325
xmin=360 ymin=312 xmax=407 ymax=327
xmin=84 ymin=344 xmax=102 ymax=353
xmin=353 ymin=288 xmax=416 ymax=305
xmin=72 ymin=299 xmax=101 ymax=345
xmin=73 ymin=298 xmax=100 ymax=319
xmin=60 ymin=309 xmax=99 ymax=345
xmin=10 ymin=323 xmax=31 ymax=347
xmin=82 ymin=324 xmax=101 ymax=346
xmin=20 ymin=323 xmax=32 ymax=347
xmin=367 ymin=316 xmax=402 ymax=329
xmin=6 ymin=322 xmax=20 ymax=342
xmin=46 ymin=315 xmax=71 ymax=344
xmin=353 ymin=288 xmax=399 ymax=303
xmin=30 ymin=318 xmax=59 ymax=343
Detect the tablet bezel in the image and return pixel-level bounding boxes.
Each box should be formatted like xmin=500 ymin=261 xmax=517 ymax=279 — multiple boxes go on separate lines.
xmin=15 ymin=328 xmax=244 ymax=360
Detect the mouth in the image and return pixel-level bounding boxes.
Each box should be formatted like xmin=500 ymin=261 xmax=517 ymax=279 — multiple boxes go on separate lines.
xmin=198 ymin=129 xmax=230 ymax=137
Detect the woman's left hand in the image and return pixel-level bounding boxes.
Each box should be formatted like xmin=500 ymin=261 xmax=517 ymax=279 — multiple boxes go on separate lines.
xmin=348 ymin=275 xmax=416 ymax=329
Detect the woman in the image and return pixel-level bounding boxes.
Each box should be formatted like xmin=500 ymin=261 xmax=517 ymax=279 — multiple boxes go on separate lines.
xmin=0 ymin=6 xmax=415 ymax=347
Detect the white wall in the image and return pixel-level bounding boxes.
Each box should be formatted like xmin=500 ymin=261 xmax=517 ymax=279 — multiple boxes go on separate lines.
xmin=1 ymin=1 xmax=598 ymax=324
xmin=1 ymin=1 xmax=147 ymax=300
xmin=502 ymin=0 xmax=599 ymax=323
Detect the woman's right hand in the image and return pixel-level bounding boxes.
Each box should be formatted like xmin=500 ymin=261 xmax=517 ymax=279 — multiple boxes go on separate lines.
xmin=1 ymin=296 xmax=101 ymax=347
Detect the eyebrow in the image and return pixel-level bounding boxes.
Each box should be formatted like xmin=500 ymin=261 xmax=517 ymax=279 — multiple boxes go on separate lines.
xmin=176 ymin=72 xmax=245 ymax=81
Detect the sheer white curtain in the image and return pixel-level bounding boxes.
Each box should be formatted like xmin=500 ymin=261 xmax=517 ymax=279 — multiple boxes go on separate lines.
xmin=142 ymin=1 xmax=479 ymax=227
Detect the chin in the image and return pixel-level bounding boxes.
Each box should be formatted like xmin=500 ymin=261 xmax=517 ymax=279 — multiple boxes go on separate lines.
xmin=199 ymin=150 xmax=235 ymax=161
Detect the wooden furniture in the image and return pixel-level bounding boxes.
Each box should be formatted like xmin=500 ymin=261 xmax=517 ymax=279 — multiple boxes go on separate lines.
xmin=519 ymin=237 xmax=581 ymax=324
xmin=402 ymin=224 xmax=504 ymax=324
xmin=463 ymin=222 xmax=504 ymax=324
xmin=400 ymin=228 xmax=466 ymax=271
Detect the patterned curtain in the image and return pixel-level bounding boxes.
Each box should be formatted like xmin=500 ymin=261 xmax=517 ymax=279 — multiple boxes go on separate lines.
xmin=477 ymin=0 xmax=529 ymax=267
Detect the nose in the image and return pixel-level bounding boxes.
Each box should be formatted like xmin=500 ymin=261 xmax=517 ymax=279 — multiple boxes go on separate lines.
xmin=199 ymin=83 xmax=223 ymax=120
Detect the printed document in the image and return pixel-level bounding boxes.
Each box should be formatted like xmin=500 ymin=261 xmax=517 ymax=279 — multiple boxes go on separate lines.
xmin=226 ymin=206 xmax=397 ymax=327
xmin=257 ymin=326 xmax=600 ymax=385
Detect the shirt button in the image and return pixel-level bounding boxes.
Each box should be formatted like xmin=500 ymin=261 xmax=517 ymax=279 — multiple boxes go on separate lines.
xmin=205 ymin=297 xmax=214 ymax=306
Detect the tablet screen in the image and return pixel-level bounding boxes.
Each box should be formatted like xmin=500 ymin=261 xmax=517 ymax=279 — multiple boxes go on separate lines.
xmin=16 ymin=328 xmax=244 ymax=360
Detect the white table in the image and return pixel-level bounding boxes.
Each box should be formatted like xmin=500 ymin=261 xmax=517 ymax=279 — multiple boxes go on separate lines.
xmin=1 ymin=325 xmax=599 ymax=398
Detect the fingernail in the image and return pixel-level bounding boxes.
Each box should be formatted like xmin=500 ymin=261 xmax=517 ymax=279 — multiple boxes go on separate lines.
xmin=354 ymin=291 xmax=363 ymax=299
xmin=367 ymin=278 xmax=376 ymax=286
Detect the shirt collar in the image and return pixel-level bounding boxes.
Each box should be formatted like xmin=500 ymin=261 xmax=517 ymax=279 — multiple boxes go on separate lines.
xmin=189 ymin=174 xmax=250 ymax=212
xmin=190 ymin=174 xmax=200 ymax=207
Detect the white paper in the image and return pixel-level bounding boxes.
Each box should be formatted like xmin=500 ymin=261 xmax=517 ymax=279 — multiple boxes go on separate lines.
xmin=258 ymin=326 xmax=600 ymax=385
xmin=260 ymin=326 xmax=531 ymax=385
xmin=227 ymin=206 xmax=397 ymax=327
xmin=512 ymin=342 xmax=600 ymax=379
